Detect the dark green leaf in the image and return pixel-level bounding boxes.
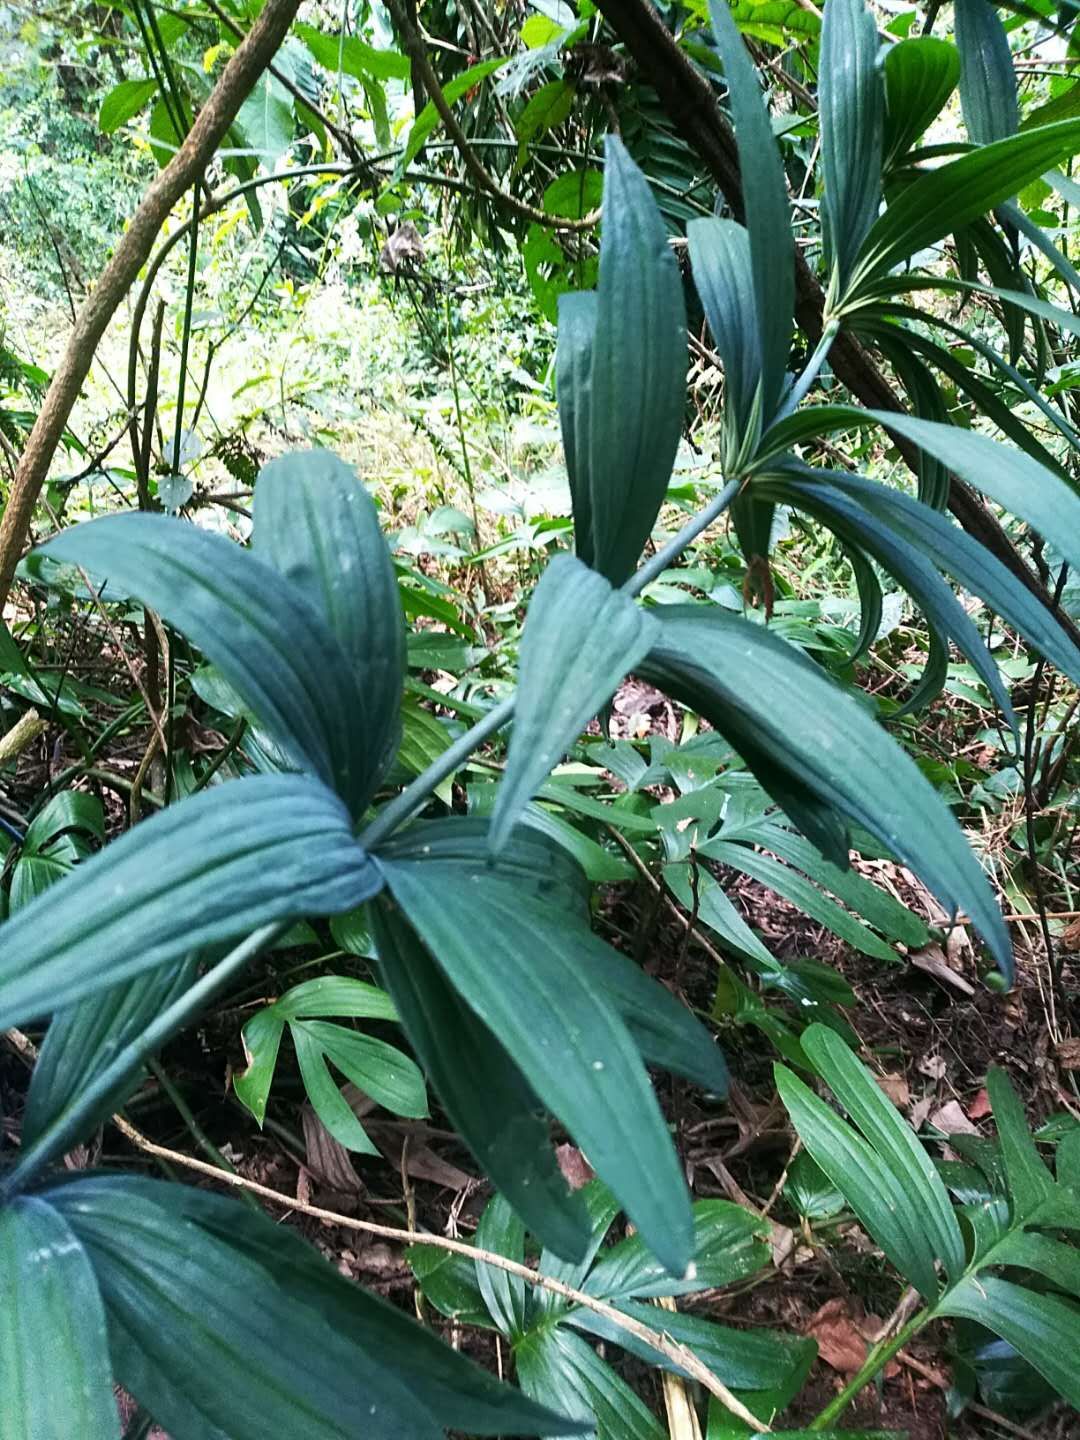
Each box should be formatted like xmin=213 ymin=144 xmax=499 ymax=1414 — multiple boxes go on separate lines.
xmin=699 ymin=839 xmax=898 ymax=962
xmin=371 ymin=898 xmax=593 ymax=1261
xmin=641 ymin=608 xmax=1012 ymax=979
xmin=577 ymin=936 xmax=730 ymax=1095
xmin=776 ymin=1063 xmax=943 ymax=1297
xmin=867 ymin=411 xmax=1080 ymax=572
xmin=708 ymin=0 xmax=794 ymax=420
xmin=739 ymin=820 xmax=930 ymax=948
xmin=991 ymin=1231 xmax=1080 ymax=1299
xmin=939 ymin=1275 xmax=1080 ymax=1409
xmin=585 ymin=1201 xmax=769 ymax=1301
xmin=537 ymin=1180 xmax=622 ymax=1314
xmin=33 ymin=514 xmax=372 ymax=812
xmin=849 ymin=118 xmax=1080 ymax=298
xmin=0 ymin=616 xmax=29 ymax=676
xmin=407 ymin=1244 xmax=493 ymax=1327
xmin=569 ymin=1301 xmax=815 ymax=1392
xmin=254 ymin=449 xmax=404 ymax=809
xmin=516 ymin=1325 xmax=665 ymax=1440
xmin=0 ymin=1196 xmax=118 ymax=1439
xmin=23 ymin=956 xmax=199 ymax=1145
xmin=568 ymin=135 xmax=687 ymax=584
xmin=556 ymin=291 xmax=598 ymax=563
xmin=46 ymin=1175 xmax=579 ymax=1437
xmin=987 ymin=1066 xmax=1056 ymax=1218
xmin=377 ymin=851 xmax=694 ymax=1274
xmin=294 ymin=21 xmax=411 ymax=81
xmin=492 ymin=555 xmax=657 ymax=851
xmin=762 ymin=470 xmax=1018 ymax=726
xmin=0 ymin=774 xmax=380 ymax=1030
xmin=954 ymin=0 xmax=1017 ymax=144
xmin=820 ymin=0 xmax=883 ymax=287
xmin=688 ymin=217 xmax=761 ymax=433
xmin=883 ymin=38 xmax=960 ymax=164
xmin=778 ymin=467 xmax=1080 ymax=689
xmin=99 ymin=77 xmax=157 ymax=133
xmin=801 ymin=1024 xmax=966 ymax=1281
xmin=475 ymin=1194 xmax=529 ymax=1340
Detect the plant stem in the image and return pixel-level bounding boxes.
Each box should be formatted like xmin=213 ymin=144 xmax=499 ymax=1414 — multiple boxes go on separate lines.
xmin=628 ymin=480 xmax=741 ymax=595
xmin=0 ymin=921 xmax=285 ymax=1197
xmin=780 ymin=320 xmax=839 ymax=419
xmin=360 ymin=696 xmax=516 ymax=850
xmin=809 ymin=1307 xmax=933 ymax=1429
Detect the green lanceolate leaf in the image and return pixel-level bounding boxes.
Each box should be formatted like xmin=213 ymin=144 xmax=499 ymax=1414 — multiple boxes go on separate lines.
xmin=819 ymin=0 xmax=883 ymax=290
xmin=556 ymin=291 xmax=599 ymax=564
xmin=800 ymin=1024 xmax=966 ymax=1281
xmin=567 ymin=135 xmax=686 ymax=585
xmin=475 ymin=1194 xmax=529 ymax=1340
xmin=688 ymin=217 xmax=762 ymax=437
xmin=641 ymin=607 xmax=1013 ymax=979
xmin=0 ymin=1197 xmax=118 ymax=1439
xmin=954 ymin=0 xmax=1017 ymax=145
xmin=938 ymin=1276 xmax=1080 ymax=1409
xmin=516 ymin=1325 xmax=666 ymax=1440
xmin=569 ymin=1300 xmax=814 ymax=1394
xmin=7 ymin=790 xmax=104 ymax=910
xmin=708 ymin=0 xmax=794 ymax=420
xmin=0 ymin=615 xmax=29 ymax=676
xmin=293 ymin=21 xmax=411 ymax=82
xmin=699 ymin=838 xmax=899 ymax=962
xmin=761 ymin=470 xmax=1018 ymax=725
xmin=254 ymin=450 xmax=405 ymax=809
xmin=492 ymin=555 xmax=657 ymax=851
xmin=991 ymin=1230 xmax=1080 ymax=1299
xmin=376 ymin=841 xmax=694 ymax=1274
xmin=735 ymin=820 xmax=931 ymax=948
xmin=847 ymin=117 xmax=1080 ymax=302
xmin=578 ymin=936 xmax=730 ymax=1095
xmin=775 ymin=467 xmax=1080 ymax=689
xmin=883 ymin=37 xmax=960 ymax=165
xmin=776 ymin=1062 xmax=942 ymax=1297
xmin=99 ymin=77 xmax=157 ymax=133
xmin=536 ymin=1180 xmax=623 ymax=1315
xmin=22 ymin=955 xmax=200 ymax=1145
xmin=585 ymin=1200 xmax=768 ymax=1302
xmin=235 ymin=974 xmax=424 ymax=1152
xmin=987 ymin=1066 xmax=1056 ymax=1218
xmin=370 ymin=898 xmax=594 ymax=1261
xmin=400 ymin=58 xmax=508 ymax=170
xmin=33 ymin=513 xmax=373 ymax=812
xmin=866 ymin=411 xmax=1080 ymax=572
xmin=45 ymin=1174 xmax=579 ymax=1438
xmin=0 ymin=774 xmax=380 ymax=1030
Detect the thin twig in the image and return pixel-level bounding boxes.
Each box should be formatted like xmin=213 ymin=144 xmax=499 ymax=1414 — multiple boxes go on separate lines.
xmin=106 ymin=1115 xmax=768 ymax=1429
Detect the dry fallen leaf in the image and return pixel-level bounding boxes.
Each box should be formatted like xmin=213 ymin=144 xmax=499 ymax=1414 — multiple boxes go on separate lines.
xmin=910 ymin=943 xmax=975 ymax=996
xmin=556 ymin=1144 xmax=595 ymax=1191
xmin=929 ymin=1100 xmax=981 ymax=1136
xmin=967 ymin=1088 xmax=992 ymax=1120
xmin=806 ymin=1300 xmax=901 ymax=1378
xmin=1055 ymin=1037 xmax=1080 ymax=1072
xmin=301 ymin=1104 xmax=362 ymax=1192
xmin=876 ymin=1072 xmax=910 ymax=1108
